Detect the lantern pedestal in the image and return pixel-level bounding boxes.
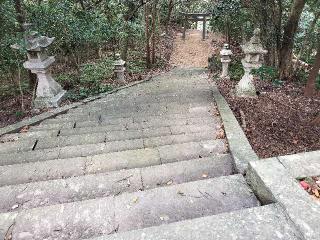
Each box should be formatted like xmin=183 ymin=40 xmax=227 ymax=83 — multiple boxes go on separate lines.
xmin=236 ymin=60 xmax=260 ymax=97
xmin=24 ymin=57 xmax=66 ymax=108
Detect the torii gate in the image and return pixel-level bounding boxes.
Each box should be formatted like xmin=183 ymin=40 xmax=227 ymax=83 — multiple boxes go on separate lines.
xmin=181 ymin=12 xmax=211 ymax=41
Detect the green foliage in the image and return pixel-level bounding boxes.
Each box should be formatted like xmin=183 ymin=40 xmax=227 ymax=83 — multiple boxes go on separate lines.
xmin=229 ymin=59 xmax=244 ymax=80
xmin=57 ymin=57 xmax=114 ymax=101
xmin=294 ymin=69 xmax=309 ymax=85
xmin=15 ymin=111 xmax=24 ymax=118
xmin=209 ymin=0 xmax=252 ymax=42
xmin=252 ymin=66 xmax=285 ymax=87
xmin=251 ymin=66 xmax=279 ymax=81
xmin=0 ymin=0 xmax=152 ymax=103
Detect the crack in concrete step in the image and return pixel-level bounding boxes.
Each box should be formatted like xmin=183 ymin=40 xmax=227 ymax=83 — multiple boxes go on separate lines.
xmin=0 ymin=154 xmax=233 ymax=213
xmin=0 ymin=175 xmax=259 ymax=240
xmin=0 ymin=140 xmax=227 ymax=187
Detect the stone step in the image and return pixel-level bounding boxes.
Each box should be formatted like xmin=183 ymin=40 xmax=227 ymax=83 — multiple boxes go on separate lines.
xmin=62 ymin=118 xmax=219 ymax=136
xmin=2 ymin=175 xmax=259 ymax=240
xmin=86 ymin=204 xmax=300 ymax=240
xmin=93 ymin=89 xmax=212 ymax=105
xmin=76 ymin=96 xmax=212 ymax=112
xmin=91 ymin=94 xmax=212 ymax=106
xmin=34 ymin=125 xmax=218 ymax=150
xmin=53 ymin=105 xmax=213 ymax=124
xmin=0 ymin=141 xmax=226 ymax=186
xmin=0 ymin=154 xmax=233 ymax=213
xmin=29 ymin=111 xmax=216 ymax=132
xmin=0 ymin=139 xmax=36 ymax=154
xmin=41 ymin=110 xmax=214 ymax=126
xmin=0 ymin=141 xmax=227 ymax=186
xmin=1 ymin=116 xmax=219 ymax=143
xmin=0 ymin=129 xmax=225 ymax=165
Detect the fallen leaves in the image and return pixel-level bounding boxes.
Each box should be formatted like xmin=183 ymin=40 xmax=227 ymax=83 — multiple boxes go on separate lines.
xmin=20 ymin=126 xmax=30 ymax=133
xmin=300 ymin=176 xmax=320 ymax=201
xmin=202 ymin=173 xmax=208 ymax=178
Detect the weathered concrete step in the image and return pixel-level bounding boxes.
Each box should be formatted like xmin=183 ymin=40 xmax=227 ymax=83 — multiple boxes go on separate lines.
xmin=0 ymin=154 xmax=233 ymax=213
xmin=0 ymin=130 xmax=59 ymax=143
xmin=0 ymin=139 xmax=36 ymax=154
xmin=91 ymin=93 xmax=212 ymax=106
xmin=62 ymin=118 xmax=219 ymax=136
xmin=0 ymin=128 xmax=225 ymax=164
xmin=0 ymin=126 xmax=218 ymax=156
xmin=58 ymin=102 xmax=213 ymax=119
xmin=34 ymin=125 xmax=218 ymax=150
xmin=41 ymin=110 xmax=214 ymax=126
xmin=2 ymin=175 xmax=259 ymax=240
xmin=29 ymin=110 xmax=216 ymax=132
xmin=0 ymin=140 xmax=227 ymax=186
xmin=53 ymin=104 xmax=213 ymax=123
xmin=99 ymin=85 xmax=211 ymax=100
xmin=1 ymin=115 xmax=219 ymax=143
xmin=78 ymin=96 xmax=212 ymax=112
xmin=67 ymin=99 xmax=211 ymax=111
xmin=93 ymin=89 xmax=212 ymax=105
xmin=87 ymin=204 xmax=300 ymax=240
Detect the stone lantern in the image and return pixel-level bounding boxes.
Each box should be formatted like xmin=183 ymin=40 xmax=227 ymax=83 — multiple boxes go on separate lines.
xmin=220 ymin=43 xmax=233 ymax=79
xmin=22 ymin=30 xmax=66 ymax=108
xmin=114 ymin=53 xmax=126 ymax=83
xmin=236 ymin=28 xmax=267 ymax=97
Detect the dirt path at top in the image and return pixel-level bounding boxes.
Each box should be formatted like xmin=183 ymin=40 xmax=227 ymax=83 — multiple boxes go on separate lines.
xmin=170 ymin=30 xmax=215 ymax=68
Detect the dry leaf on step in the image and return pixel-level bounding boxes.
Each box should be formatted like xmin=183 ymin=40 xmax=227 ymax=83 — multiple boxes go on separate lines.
xmin=20 ymin=126 xmax=30 ymax=133
xmin=132 ymin=197 xmax=139 ymax=204
xmin=166 ymin=180 xmax=173 ymax=185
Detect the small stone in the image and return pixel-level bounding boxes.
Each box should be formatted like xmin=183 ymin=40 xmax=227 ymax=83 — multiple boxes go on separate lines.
xmin=12 ymin=204 xmax=19 ymax=210
xmin=159 ymin=215 xmax=170 ymax=221
xmin=166 ymin=180 xmax=173 ymax=185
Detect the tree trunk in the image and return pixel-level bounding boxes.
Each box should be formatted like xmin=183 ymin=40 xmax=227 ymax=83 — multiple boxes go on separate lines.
xmin=275 ymin=0 xmax=283 ymax=66
xmin=121 ymin=21 xmax=130 ymax=61
xmin=151 ymin=0 xmax=159 ymax=64
xmin=279 ymin=0 xmax=306 ymax=80
xmin=145 ymin=3 xmax=151 ymax=69
xmin=304 ymin=43 xmax=320 ymax=97
xmin=13 ymin=0 xmax=25 ymax=32
xmin=166 ymin=0 xmax=174 ymax=33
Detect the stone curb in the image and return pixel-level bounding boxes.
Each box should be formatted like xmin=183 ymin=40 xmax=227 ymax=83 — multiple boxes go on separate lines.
xmin=247 ymin=156 xmax=320 ymax=240
xmin=210 ymin=83 xmax=259 ymax=174
xmin=0 ymin=75 xmax=159 ymax=137
xmin=276 ymin=150 xmax=320 ymax=179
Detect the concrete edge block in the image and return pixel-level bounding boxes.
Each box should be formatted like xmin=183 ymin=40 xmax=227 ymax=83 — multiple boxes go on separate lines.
xmin=276 ymin=150 xmax=320 ymax=179
xmin=210 ymin=83 xmax=259 ymax=174
xmin=247 ymin=158 xmax=320 ymax=240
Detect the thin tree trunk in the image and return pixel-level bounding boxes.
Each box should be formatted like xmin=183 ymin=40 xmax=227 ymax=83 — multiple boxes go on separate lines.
xmin=304 ymin=44 xmax=320 ymax=97
xmin=13 ymin=0 xmax=24 ymax=32
xmin=279 ymin=0 xmax=306 ymax=80
xmin=275 ymin=0 xmax=283 ymax=66
xmin=145 ymin=3 xmax=151 ymax=69
xmin=121 ymin=21 xmax=130 ymax=61
xmin=151 ymin=0 xmax=158 ymax=64
xmin=166 ymin=0 xmax=174 ymax=33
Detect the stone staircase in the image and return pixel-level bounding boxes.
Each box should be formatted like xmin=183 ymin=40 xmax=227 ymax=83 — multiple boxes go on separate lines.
xmin=0 ymin=68 xmax=300 ymax=240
